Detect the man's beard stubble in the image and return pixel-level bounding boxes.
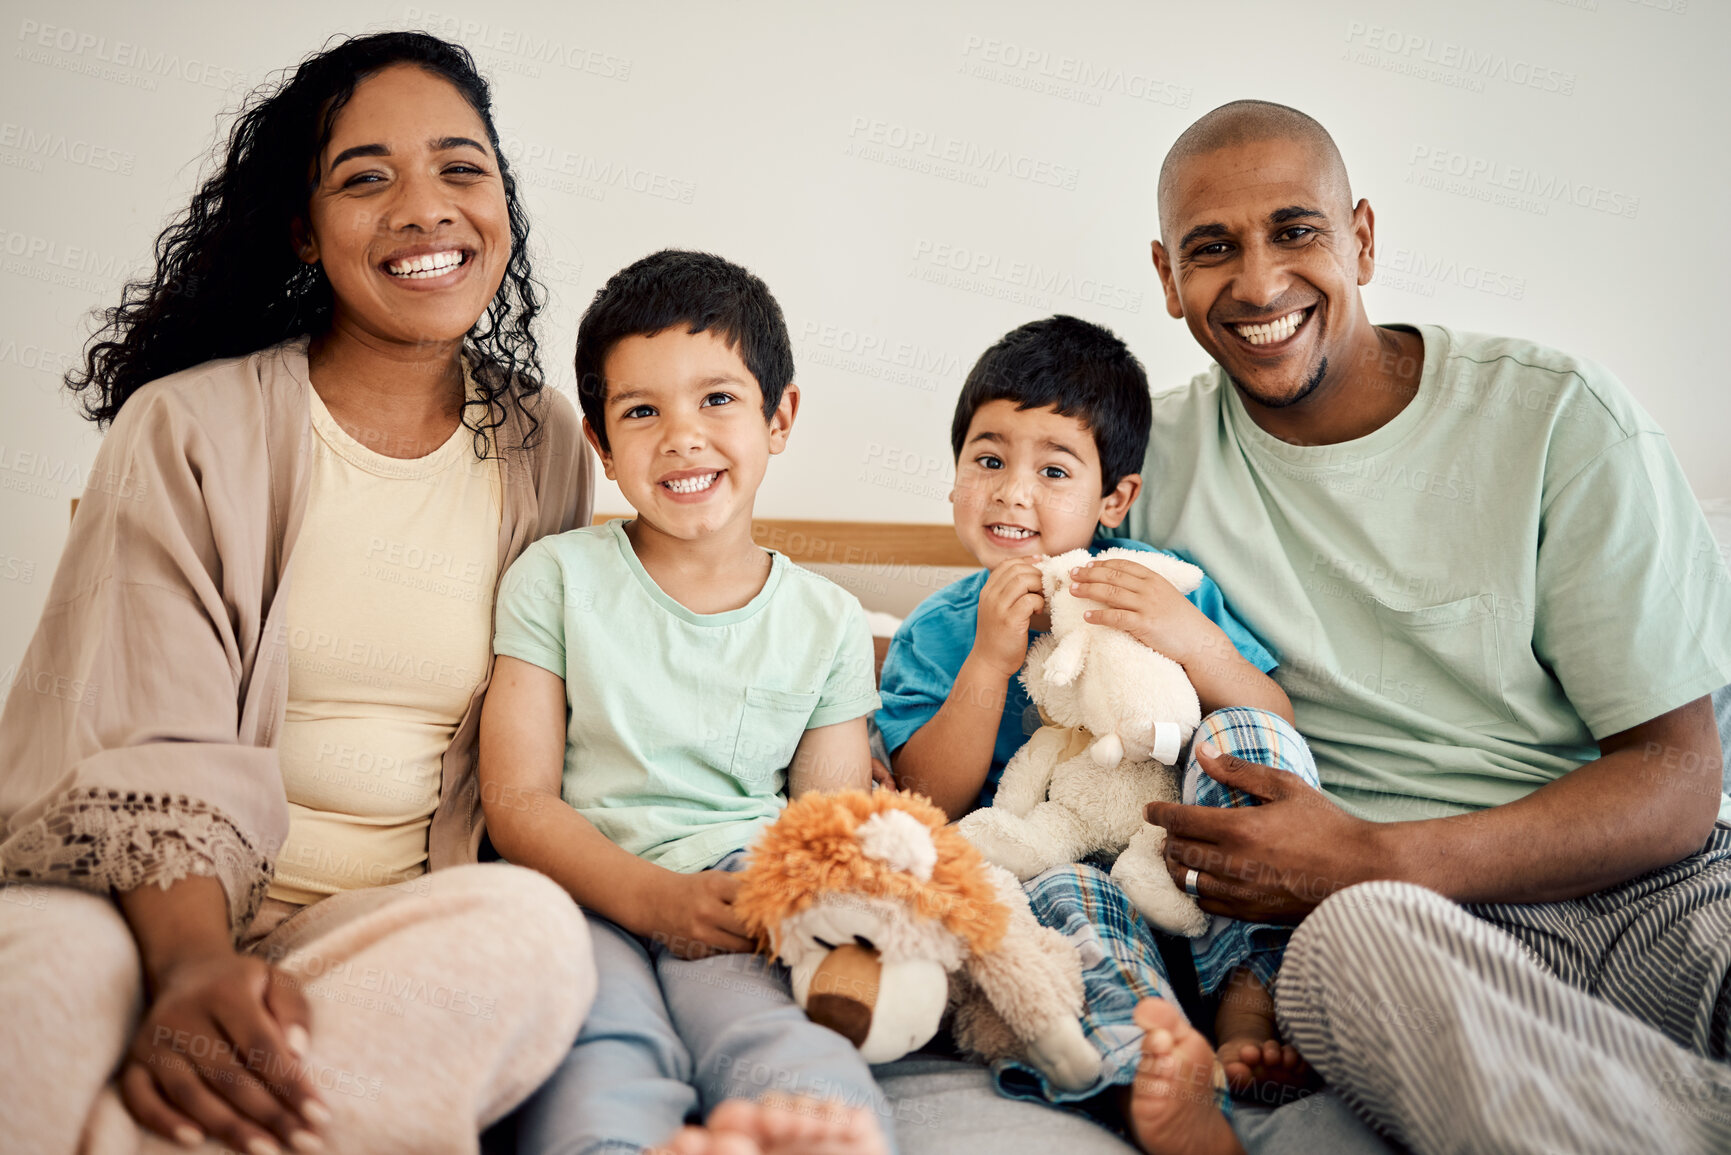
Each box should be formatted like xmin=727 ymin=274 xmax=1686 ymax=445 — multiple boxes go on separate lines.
xmin=1228 ymin=355 xmax=1328 ymax=410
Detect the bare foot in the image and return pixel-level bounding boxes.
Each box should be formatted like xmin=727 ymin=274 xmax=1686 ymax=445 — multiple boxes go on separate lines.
xmin=1126 ymin=999 xmax=1243 ymax=1155
xmin=1211 ymin=965 xmax=1315 ymax=1098
xmin=1216 ymin=1035 xmax=1315 ymax=1096
xmin=653 ymin=1094 xmax=891 ymax=1155
xmin=654 ymin=1124 xmax=758 ymax=1155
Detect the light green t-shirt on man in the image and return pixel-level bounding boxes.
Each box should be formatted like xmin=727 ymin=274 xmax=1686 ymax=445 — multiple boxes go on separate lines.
xmin=493 ymin=519 xmax=881 ymax=872
xmin=1127 ymin=324 xmax=1731 ymax=823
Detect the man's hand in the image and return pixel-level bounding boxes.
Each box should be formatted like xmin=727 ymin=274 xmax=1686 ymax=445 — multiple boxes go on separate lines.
xmin=647 ymin=869 xmax=756 ymax=959
xmin=1149 ymin=698 xmax=1723 ymax=915
xmin=120 ymin=950 xmax=326 ymax=1153
xmin=972 ymin=558 xmax=1045 ymax=678
xmin=1147 ymin=740 xmax=1383 ymax=923
xmin=1070 ymin=559 xmax=1217 ymax=666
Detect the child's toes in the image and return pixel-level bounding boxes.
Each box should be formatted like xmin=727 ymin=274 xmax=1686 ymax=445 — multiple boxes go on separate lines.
xmin=706 ymin=1100 xmax=763 ymax=1137
xmin=651 ymin=1126 xmax=712 ymax=1155
xmin=754 ymin=1107 xmax=796 ymax=1146
xmin=1133 ymin=997 xmax=1189 ymax=1045
xmin=1216 ymin=1042 xmax=1254 ymax=1090
xmin=785 ymin=1103 xmax=839 ymax=1146
xmin=712 ymin=1135 xmax=765 ymax=1155
xmin=751 ymin=1093 xmax=885 ymax=1155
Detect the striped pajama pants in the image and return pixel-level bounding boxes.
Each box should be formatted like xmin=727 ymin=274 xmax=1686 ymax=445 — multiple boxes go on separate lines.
xmin=1278 ymin=825 xmax=1731 ymax=1153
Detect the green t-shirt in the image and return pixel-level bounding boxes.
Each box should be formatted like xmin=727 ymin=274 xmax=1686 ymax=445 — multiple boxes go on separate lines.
xmin=493 ymin=520 xmax=881 ymax=872
xmin=1127 ymin=324 xmax=1731 ymax=823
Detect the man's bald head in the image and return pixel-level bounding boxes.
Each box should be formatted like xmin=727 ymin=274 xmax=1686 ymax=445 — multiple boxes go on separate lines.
xmin=1158 ymin=100 xmax=1352 ymax=241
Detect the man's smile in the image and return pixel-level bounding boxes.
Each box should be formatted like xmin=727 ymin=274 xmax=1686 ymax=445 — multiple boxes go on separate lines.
xmin=1223 ymin=306 xmax=1316 ymax=353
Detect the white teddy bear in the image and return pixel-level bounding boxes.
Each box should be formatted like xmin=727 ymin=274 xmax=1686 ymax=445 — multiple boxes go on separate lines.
xmin=957 ymin=546 xmax=1209 ymax=937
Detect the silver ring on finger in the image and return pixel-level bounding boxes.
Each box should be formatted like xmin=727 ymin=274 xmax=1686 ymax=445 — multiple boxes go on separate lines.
xmin=1183 ymin=868 xmax=1201 ymax=898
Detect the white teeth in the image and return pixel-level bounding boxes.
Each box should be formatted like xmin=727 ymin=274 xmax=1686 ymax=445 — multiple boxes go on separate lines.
xmin=990 ymin=525 xmax=1036 ymax=539
xmin=387 ymin=250 xmax=466 ymax=279
xmin=663 ymin=472 xmax=719 ymax=494
xmin=1232 ymin=309 xmax=1307 ymax=346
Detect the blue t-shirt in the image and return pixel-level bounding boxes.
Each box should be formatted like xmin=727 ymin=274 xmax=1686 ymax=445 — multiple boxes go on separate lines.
xmin=876 ymin=537 xmax=1276 ymax=812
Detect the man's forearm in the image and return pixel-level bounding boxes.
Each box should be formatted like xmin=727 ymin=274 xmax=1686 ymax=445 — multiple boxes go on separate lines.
xmin=1374 ymin=699 xmax=1722 ymax=904
xmin=1160 ymin=696 xmax=1724 ymax=924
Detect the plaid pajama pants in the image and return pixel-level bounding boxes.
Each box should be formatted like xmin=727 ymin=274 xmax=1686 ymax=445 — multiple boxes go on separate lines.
xmin=991 ymin=706 xmax=1317 ymax=1107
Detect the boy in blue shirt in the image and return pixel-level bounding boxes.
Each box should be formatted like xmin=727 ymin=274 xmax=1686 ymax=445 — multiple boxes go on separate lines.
xmin=480 ymin=250 xmax=891 ymax=1155
xmin=878 ymin=316 xmax=1315 ymax=1152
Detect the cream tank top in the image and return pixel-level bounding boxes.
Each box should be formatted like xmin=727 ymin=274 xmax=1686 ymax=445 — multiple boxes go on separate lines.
xmin=268 ymin=375 xmax=501 ymax=904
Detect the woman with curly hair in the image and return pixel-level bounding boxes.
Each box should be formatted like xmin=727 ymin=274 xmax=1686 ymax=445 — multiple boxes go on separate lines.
xmin=0 ymin=31 xmax=595 ymax=1154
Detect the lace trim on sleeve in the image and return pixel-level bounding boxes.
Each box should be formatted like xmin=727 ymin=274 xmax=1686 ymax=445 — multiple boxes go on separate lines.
xmin=1 ymin=787 xmax=271 ymax=939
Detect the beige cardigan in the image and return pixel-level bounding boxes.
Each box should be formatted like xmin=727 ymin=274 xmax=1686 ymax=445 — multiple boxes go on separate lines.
xmin=0 ymin=339 xmax=592 ymax=935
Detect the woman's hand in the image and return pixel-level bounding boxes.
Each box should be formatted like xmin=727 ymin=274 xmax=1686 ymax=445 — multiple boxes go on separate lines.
xmin=121 ymin=950 xmax=327 ymax=1153
xmin=115 ymin=875 xmax=327 ymax=1152
xmin=121 ymin=949 xmax=327 ymax=1153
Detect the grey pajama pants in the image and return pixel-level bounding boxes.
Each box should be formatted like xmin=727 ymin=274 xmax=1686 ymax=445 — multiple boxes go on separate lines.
xmin=1274 ymin=824 xmax=1731 ymax=1153
xmin=515 ymin=848 xmax=894 ymax=1155
xmin=516 ymin=911 xmax=895 ymax=1155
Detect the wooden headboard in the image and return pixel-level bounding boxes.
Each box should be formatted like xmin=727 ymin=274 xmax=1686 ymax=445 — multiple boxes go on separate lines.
xmin=70 ymin=498 xmax=973 ymax=572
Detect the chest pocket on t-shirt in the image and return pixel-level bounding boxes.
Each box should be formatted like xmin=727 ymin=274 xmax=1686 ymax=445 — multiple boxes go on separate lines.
xmin=1370 ymin=594 xmax=1514 ymax=730
xmin=730 ymin=687 xmax=820 ymax=788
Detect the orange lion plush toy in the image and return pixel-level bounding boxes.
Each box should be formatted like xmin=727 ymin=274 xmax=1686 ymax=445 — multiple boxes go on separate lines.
xmin=735 ymin=789 xmax=1100 ymax=1091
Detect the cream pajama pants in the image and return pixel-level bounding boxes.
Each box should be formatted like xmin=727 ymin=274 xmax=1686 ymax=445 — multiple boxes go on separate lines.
xmin=0 ymin=863 xmax=594 ymax=1155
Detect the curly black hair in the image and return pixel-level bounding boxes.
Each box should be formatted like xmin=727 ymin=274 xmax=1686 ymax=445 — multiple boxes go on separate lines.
xmin=65 ymin=30 xmax=544 ymax=454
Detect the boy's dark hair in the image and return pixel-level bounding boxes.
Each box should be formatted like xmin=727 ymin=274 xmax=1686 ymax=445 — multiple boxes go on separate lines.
xmin=950 ymin=315 xmax=1152 ymax=493
xmin=574 ymin=249 xmax=794 ymax=450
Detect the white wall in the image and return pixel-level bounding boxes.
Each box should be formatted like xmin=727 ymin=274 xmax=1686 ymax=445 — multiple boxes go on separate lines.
xmin=2 ymin=0 xmax=1723 ymax=666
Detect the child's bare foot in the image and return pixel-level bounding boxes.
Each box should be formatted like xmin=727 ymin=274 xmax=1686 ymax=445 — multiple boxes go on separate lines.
xmin=654 ymin=1094 xmax=890 ymax=1155
xmin=655 ymin=1125 xmax=759 ymax=1155
xmin=1215 ymin=1035 xmax=1314 ymax=1095
xmin=1211 ymin=965 xmax=1316 ymax=1097
xmin=1126 ymin=999 xmax=1243 ymax=1155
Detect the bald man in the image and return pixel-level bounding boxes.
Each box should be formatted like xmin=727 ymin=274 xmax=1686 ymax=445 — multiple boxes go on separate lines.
xmin=1117 ymin=100 xmax=1731 ymax=1152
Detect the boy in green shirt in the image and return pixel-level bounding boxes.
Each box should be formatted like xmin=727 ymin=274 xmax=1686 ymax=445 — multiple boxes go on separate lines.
xmin=479 ymin=250 xmax=891 ymax=1155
